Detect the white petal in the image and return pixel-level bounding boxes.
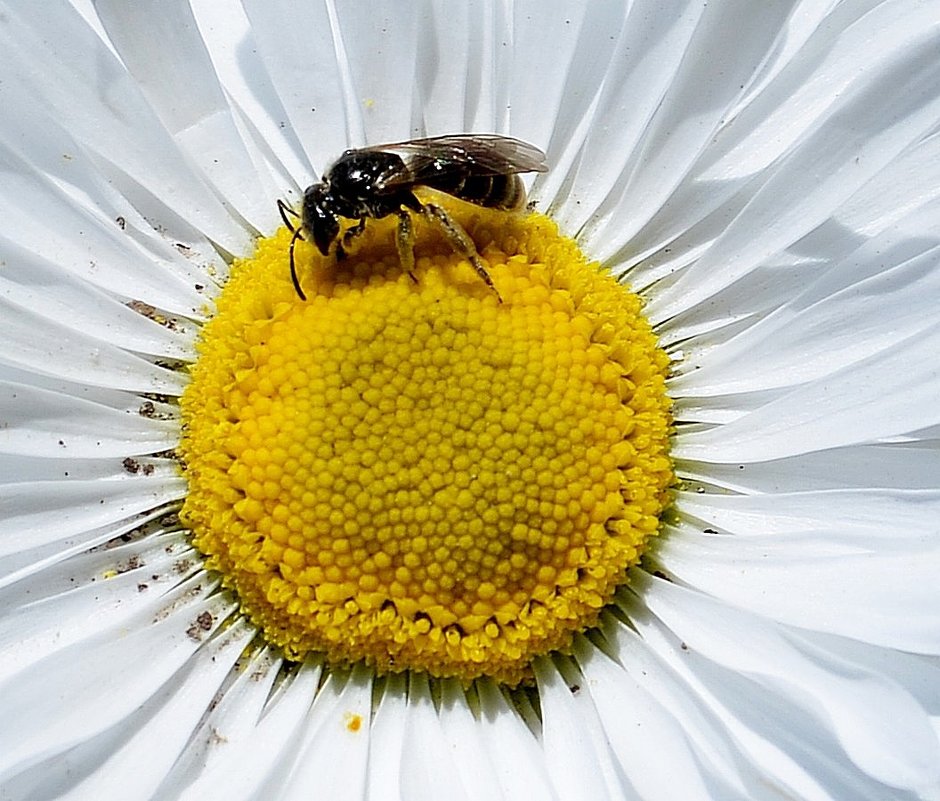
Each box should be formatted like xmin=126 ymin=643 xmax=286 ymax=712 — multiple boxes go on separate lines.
xmin=0 ymin=573 xmax=231 ymax=780
xmin=0 ymin=471 xmax=183 ymax=559
xmin=433 ymin=680 xmax=508 ymax=801
xmin=0 ymin=4 xmax=251 ymax=255
xmin=399 ymin=674 xmax=474 ymax=801
xmin=365 ymin=673 xmax=407 ymax=801
xmin=0 ymin=162 xmax=202 ymax=317
xmin=0 ymin=304 xmax=186 ymax=392
xmin=474 ymin=679 xmax=559 ymax=800
xmin=572 ymin=635 xmax=748 ymax=801
xmin=413 ymin=3 xmax=508 ymax=136
xmin=241 ymin=0 xmax=363 ymax=172
xmin=678 ymin=440 xmax=940 ymax=494
xmin=620 ymin=598 xmax=894 ymax=801
xmin=591 ymin=614 xmax=827 ymax=801
xmin=173 ymin=660 xmax=324 ymax=801
xmin=674 ymin=323 xmax=940 ymax=462
xmin=435 ymin=678 xmax=559 ymax=801
xmin=0 ymin=230 xmax=201 ymax=354
xmin=702 ymin=4 xmax=940 ymax=183
xmin=0 ymin=382 xmax=178 ymax=457
xmin=0 ymin=85 xmax=222 ymax=312
xmin=92 ymin=0 xmax=274 ymax=232
xmin=657 ymin=498 xmax=940 ymax=652
xmin=630 ymin=1 xmax=940 ymax=318
xmin=670 ymin=236 xmax=940 ymax=395
xmin=576 ymin=1 xmax=813 ymax=262
xmin=673 ymin=487 xmax=940 ymax=542
xmin=188 ymin=0 xmax=314 ymax=198
xmin=635 ymin=574 xmax=940 ymax=792
xmin=834 ymin=130 xmax=940 ymax=237
xmin=511 ymin=0 xmax=649 ymax=206
xmin=799 ymin=631 xmax=940 ymax=725
xmin=43 ymin=619 xmax=254 ymax=801
xmin=278 ymin=664 xmax=373 ymax=800
xmin=0 ymin=533 xmax=198 ymax=678
xmin=152 ymin=646 xmax=282 ymax=798
xmin=324 ymin=2 xmax=425 ymax=144
xmin=535 ymin=656 xmax=631 ymax=801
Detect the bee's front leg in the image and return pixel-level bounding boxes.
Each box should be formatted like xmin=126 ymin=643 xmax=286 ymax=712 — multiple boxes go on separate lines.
xmin=277 ymin=198 xmax=301 ymax=231
xmin=289 ymin=227 xmax=307 ymax=301
xmin=336 ymin=217 xmax=368 ymax=261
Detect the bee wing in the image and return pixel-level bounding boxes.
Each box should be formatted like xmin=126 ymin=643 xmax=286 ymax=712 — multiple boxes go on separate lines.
xmin=366 ymin=134 xmax=548 ymax=190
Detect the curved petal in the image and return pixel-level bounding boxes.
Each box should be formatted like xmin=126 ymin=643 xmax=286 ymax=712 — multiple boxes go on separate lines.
xmin=0 ymin=2 xmax=251 ymax=256
xmin=535 ymin=656 xmax=629 ymax=801
xmin=172 ymin=660 xmax=324 ymax=801
xmin=656 ymin=493 xmax=940 ymax=652
xmin=633 ymin=574 xmax=940 ymax=794
xmin=0 ymin=573 xmax=232 ymax=781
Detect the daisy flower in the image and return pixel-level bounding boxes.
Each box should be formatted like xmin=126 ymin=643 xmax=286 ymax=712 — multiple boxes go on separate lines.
xmin=1 ymin=1 xmax=939 ymax=800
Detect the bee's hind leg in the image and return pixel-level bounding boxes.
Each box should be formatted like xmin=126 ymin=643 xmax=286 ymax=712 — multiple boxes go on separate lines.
xmin=423 ymin=203 xmax=502 ymax=302
xmin=395 ymin=211 xmax=419 ymax=284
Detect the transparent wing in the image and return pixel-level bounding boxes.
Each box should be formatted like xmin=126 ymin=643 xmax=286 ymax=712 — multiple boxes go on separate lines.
xmin=364 ymin=134 xmax=548 ymax=190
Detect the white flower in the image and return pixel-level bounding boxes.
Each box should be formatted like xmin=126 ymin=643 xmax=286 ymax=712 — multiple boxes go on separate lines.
xmin=1 ymin=1 xmax=939 ymax=800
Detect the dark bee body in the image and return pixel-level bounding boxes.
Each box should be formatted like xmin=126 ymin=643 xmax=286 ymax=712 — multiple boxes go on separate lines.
xmin=431 ymin=172 xmax=527 ymax=210
xmin=280 ymin=134 xmax=548 ymax=300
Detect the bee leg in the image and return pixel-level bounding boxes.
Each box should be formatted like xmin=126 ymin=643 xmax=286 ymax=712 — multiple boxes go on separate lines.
xmin=335 ymin=217 xmax=368 ymax=262
xmin=342 ymin=217 xmax=368 ymax=250
xmin=277 ymin=198 xmax=300 ymax=232
xmin=396 ymin=210 xmax=419 ymax=284
xmin=289 ymin=226 xmax=307 ymax=301
xmin=423 ymin=203 xmax=502 ymax=302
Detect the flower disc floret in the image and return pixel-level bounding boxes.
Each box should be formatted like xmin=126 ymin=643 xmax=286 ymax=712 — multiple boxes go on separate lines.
xmin=180 ymin=196 xmax=673 ymax=685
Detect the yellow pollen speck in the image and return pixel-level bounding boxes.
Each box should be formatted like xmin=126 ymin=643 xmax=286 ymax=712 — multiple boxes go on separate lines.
xmin=179 ymin=193 xmax=673 ymax=686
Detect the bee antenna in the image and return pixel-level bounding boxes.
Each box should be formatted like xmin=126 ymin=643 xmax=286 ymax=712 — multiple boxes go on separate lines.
xmin=278 ymin=198 xmax=301 ymax=232
xmin=289 ymin=226 xmax=307 ymax=300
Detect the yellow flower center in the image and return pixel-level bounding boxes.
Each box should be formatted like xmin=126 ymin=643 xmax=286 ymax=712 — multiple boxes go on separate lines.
xmin=179 ymin=195 xmax=673 ymax=685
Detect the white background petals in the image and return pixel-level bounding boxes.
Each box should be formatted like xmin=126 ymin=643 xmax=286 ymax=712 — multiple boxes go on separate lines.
xmin=635 ymin=576 xmax=940 ymax=793
xmin=0 ymin=1 xmax=938 ymax=799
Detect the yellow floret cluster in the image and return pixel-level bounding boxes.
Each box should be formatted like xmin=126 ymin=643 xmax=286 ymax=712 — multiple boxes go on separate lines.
xmin=179 ymin=195 xmax=673 ymax=685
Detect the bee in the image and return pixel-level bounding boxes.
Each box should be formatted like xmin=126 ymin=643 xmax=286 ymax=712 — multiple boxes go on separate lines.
xmin=278 ymin=134 xmax=548 ymax=300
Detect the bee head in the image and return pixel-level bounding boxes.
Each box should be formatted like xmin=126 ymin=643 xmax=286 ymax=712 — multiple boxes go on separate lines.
xmin=301 ymin=183 xmax=340 ymax=256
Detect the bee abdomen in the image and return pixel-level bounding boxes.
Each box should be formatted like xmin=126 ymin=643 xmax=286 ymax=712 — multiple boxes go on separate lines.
xmin=428 ymin=174 xmax=527 ymax=211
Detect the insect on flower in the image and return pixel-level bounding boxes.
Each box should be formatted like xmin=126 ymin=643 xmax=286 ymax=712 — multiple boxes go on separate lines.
xmin=278 ymin=133 xmax=549 ymax=300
